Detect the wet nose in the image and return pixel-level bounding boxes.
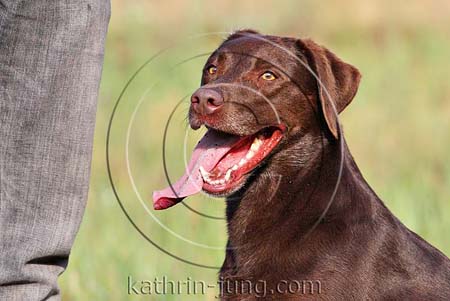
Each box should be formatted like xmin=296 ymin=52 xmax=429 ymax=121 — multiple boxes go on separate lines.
xmin=190 ymin=88 xmax=224 ymax=115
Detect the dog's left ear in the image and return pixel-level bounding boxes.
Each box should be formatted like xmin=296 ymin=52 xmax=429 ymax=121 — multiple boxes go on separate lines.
xmin=296 ymin=39 xmax=361 ymax=139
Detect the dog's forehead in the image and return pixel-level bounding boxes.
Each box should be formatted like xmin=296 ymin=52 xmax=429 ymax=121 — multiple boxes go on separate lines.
xmin=214 ymin=36 xmax=299 ymax=67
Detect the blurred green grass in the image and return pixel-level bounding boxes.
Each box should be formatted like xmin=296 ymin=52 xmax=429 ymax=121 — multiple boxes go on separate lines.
xmin=60 ymin=0 xmax=450 ymax=300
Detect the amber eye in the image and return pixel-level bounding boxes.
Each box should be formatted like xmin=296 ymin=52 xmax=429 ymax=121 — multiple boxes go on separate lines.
xmin=261 ymin=71 xmax=276 ymax=81
xmin=207 ymin=65 xmax=217 ymax=75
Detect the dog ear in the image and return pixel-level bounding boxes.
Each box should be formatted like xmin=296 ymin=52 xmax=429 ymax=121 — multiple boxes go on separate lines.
xmin=296 ymin=39 xmax=361 ymax=139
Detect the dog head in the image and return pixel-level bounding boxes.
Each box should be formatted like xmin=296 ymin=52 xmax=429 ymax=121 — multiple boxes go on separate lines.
xmin=153 ymin=30 xmax=361 ymax=209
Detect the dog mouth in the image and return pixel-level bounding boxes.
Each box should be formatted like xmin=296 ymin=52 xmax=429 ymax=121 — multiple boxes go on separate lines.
xmin=199 ymin=127 xmax=283 ymax=195
xmin=152 ymin=125 xmax=284 ymax=210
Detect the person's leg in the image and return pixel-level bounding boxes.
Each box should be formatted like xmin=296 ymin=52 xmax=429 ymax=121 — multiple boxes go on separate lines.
xmin=0 ymin=1 xmax=110 ymax=299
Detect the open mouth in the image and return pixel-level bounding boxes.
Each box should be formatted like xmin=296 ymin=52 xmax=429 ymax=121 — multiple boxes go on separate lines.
xmin=152 ymin=125 xmax=284 ymax=210
xmin=199 ymin=127 xmax=283 ymax=195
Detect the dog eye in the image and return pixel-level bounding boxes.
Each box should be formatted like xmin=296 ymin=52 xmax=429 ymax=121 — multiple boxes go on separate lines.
xmin=206 ymin=65 xmax=217 ymax=75
xmin=261 ymin=71 xmax=276 ymax=81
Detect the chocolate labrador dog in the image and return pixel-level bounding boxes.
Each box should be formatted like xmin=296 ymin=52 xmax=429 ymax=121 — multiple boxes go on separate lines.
xmin=153 ymin=30 xmax=450 ymax=300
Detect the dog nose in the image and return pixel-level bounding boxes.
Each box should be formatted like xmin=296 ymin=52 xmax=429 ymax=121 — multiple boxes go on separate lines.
xmin=190 ymin=88 xmax=224 ymax=115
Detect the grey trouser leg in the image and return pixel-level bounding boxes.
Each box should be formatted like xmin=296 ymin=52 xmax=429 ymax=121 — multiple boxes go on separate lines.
xmin=0 ymin=1 xmax=110 ymax=300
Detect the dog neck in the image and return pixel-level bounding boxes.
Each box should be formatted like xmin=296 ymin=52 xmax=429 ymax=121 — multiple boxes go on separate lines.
xmin=223 ymin=132 xmax=379 ymax=277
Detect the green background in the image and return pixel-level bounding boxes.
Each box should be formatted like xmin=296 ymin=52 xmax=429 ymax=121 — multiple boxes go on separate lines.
xmin=60 ymin=0 xmax=450 ymax=300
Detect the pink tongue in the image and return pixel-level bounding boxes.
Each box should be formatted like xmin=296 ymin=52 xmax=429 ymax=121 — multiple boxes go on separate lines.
xmin=153 ymin=129 xmax=241 ymax=210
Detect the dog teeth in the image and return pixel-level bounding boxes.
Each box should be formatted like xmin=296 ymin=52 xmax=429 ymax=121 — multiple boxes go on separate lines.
xmin=200 ymin=136 xmax=265 ymax=187
xmin=225 ymin=169 xmax=232 ymax=181
xmin=199 ymin=166 xmax=207 ymax=176
xmin=246 ymin=137 xmax=262 ymax=159
xmin=250 ymin=137 xmax=262 ymax=151
xmin=200 ymin=165 xmax=232 ymax=186
xmin=199 ymin=166 xmax=210 ymax=180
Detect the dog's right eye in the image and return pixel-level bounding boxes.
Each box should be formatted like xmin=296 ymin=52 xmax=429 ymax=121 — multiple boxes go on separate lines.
xmin=206 ymin=65 xmax=217 ymax=75
xmin=261 ymin=71 xmax=277 ymax=81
